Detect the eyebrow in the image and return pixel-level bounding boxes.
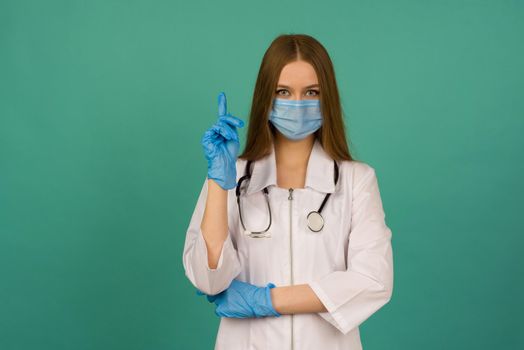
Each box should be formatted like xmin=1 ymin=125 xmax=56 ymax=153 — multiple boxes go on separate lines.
xmin=277 ymin=84 xmax=320 ymax=89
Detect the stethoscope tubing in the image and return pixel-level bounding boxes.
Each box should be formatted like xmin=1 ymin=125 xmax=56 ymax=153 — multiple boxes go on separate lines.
xmin=236 ymin=158 xmax=339 ymax=237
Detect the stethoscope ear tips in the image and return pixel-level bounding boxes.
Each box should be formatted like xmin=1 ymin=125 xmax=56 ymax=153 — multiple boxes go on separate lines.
xmin=307 ymin=211 xmax=324 ymax=232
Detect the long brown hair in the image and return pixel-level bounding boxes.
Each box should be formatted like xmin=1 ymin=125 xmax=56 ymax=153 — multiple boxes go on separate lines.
xmin=238 ymin=33 xmax=355 ymax=162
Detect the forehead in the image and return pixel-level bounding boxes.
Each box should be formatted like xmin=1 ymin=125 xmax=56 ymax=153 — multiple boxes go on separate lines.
xmin=277 ymin=60 xmax=318 ymax=85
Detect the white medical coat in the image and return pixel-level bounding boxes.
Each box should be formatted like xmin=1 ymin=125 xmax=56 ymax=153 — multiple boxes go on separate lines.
xmin=182 ymin=139 xmax=394 ymax=349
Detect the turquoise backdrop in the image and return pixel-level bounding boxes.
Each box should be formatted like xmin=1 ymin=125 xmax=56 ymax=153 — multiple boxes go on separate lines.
xmin=1 ymin=0 xmax=523 ymax=349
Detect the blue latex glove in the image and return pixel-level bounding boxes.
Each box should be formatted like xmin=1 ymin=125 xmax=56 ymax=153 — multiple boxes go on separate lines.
xmin=201 ymin=92 xmax=245 ymax=190
xmin=196 ymin=279 xmax=281 ymax=318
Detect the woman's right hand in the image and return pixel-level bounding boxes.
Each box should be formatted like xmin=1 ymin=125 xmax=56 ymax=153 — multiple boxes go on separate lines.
xmin=201 ymin=92 xmax=245 ymax=190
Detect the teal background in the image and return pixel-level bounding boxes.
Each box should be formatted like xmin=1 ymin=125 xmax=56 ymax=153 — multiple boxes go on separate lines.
xmin=1 ymin=0 xmax=523 ymax=349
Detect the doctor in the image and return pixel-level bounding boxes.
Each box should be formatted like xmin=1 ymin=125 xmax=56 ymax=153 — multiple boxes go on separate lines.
xmin=182 ymin=34 xmax=394 ymax=350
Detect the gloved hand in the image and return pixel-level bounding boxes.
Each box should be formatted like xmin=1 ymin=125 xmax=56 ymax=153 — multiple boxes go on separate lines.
xmin=201 ymin=92 xmax=245 ymax=190
xmin=196 ymin=279 xmax=281 ymax=318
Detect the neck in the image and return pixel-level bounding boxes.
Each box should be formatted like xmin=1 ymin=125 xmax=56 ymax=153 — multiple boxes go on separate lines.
xmin=273 ymin=133 xmax=315 ymax=170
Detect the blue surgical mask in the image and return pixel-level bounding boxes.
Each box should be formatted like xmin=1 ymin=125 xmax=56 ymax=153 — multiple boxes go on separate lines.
xmin=268 ymin=98 xmax=323 ymax=141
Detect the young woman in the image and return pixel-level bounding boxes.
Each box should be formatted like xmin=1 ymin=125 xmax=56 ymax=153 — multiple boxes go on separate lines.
xmin=182 ymin=33 xmax=394 ymax=350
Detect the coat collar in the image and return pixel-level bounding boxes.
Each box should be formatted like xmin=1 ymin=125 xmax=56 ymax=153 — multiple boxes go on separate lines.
xmin=245 ymin=138 xmax=336 ymax=195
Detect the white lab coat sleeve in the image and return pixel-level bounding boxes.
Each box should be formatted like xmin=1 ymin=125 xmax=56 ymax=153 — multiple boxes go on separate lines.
xmin=308 ymin=165 xmax=394 ymax=335
xmin=182 ymin=177 xmax=242 ymax=296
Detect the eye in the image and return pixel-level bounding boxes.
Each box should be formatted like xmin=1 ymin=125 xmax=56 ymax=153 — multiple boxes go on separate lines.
xmin=276 ymin=89 xmax=289 ymax=96
xmin=306 ymin=89 xmax=320 ymax=96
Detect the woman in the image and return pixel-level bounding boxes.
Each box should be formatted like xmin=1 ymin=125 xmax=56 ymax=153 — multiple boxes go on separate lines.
xmin=182 ymin=34 xmax=394 ymax=350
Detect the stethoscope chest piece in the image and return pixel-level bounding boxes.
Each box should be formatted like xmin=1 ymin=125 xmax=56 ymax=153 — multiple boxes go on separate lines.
xmin=307 ymin=211 xmax=324 ymax=232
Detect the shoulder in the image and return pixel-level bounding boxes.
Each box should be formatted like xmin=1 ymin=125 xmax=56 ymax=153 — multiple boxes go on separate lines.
xmin=338 ymin=159 xmax=377 ymax=189
xmin=236 ymin=157 xmax=249 ymax=170
xmin=235 ymin=157 xmax=249 ymax=182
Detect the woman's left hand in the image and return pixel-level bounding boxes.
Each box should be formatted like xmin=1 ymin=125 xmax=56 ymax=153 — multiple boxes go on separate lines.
xmin=196 ymin=279 xmax=281 ymax=318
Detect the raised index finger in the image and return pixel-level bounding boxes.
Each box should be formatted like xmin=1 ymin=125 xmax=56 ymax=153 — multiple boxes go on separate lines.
xmin=218 ymin=92 xmax=227 ymax=117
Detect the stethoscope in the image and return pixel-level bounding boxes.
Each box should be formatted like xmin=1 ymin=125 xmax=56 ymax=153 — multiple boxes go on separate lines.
xmin=235 ymin=159 xmax=339 ymax=238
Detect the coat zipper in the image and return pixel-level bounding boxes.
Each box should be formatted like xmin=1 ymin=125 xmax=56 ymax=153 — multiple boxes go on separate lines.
xmin=288 ymin=188 xmax=294 ymax=350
